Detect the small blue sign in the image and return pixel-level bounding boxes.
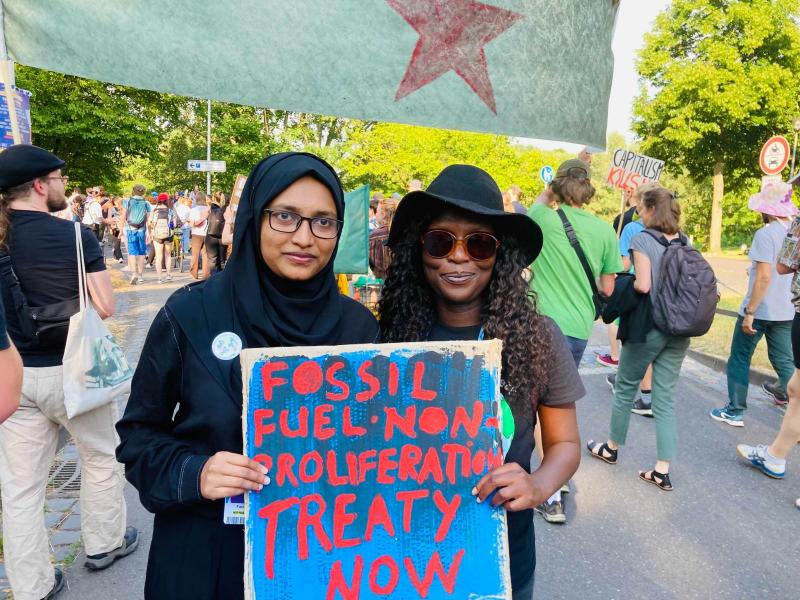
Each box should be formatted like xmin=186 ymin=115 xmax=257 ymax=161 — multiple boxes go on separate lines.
xmin=540 ymin=165 xmax=554 ymax=184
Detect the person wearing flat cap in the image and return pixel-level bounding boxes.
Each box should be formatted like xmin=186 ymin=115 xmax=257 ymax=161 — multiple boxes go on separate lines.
xmin=0 ymin=145 xmax=137 ymax=599
xmin=379 ymin=164 xmax=584 ymax=599
xmin=527 ymin=158 xmax=621 ymax=522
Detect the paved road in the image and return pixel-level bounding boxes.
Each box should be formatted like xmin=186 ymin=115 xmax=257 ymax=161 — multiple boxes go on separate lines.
xmin=706 ymin=255 xmax=749 ymax=298
xmin=56 ymin=266 xmax=796 ymax=600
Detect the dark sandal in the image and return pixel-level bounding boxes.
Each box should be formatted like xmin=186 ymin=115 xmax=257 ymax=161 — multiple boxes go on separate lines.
xmin=586 ymin=439 xmax=618 ymax=465
xmin=638 ymin=470 xmax=673 ymax=491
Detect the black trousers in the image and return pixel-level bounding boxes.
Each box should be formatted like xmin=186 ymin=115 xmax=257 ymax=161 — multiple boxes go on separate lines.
xmin=205 ymin=235 xmax=225 ymax=274
xmin=112 ymin=229 xmax=123 ymax=260
xmin=145 ymin=513 xmax=244 ymax=600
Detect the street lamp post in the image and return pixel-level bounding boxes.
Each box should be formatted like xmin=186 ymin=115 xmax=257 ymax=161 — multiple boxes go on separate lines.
xmin=791 ymin=117 xmax=800 ymax=178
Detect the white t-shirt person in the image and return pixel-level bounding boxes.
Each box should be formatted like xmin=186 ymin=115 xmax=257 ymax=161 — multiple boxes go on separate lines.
xmin=190 ymin=205 xmax=209 ymax=236
xmin=82 ymin=197 xmax=103 ymax=226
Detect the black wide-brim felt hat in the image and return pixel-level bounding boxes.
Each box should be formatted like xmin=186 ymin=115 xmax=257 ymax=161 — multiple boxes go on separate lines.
xmin=388 ymin=164 xmax=543 ymax=264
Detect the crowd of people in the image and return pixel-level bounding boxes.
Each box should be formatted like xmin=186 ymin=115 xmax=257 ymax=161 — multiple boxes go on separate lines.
xmin=53 ymin=184 xmax=235 ymax=286
xmin=0 ymin=143 xmax=796 ymax=600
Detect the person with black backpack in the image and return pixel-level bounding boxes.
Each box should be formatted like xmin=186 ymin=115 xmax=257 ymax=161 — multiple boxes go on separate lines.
xmin=588 ymin=187 xmax=718 ymax=491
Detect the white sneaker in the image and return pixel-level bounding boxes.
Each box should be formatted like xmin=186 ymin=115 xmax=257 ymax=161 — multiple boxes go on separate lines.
xmin=129 ymin=275 xmax=138 ymax=285
xmin=158 ymin=278 xmax=164 ymax=284
xmin=736 ymin=444 xmax=786 ymax=479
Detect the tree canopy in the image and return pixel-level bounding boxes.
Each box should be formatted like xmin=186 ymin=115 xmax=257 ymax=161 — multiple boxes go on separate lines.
xmin=633 ymin=0 xmax=800 ymax=250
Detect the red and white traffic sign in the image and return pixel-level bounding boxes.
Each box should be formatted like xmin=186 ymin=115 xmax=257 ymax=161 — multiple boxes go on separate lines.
xmin=760 ymin=136 xmax=790 ymax=175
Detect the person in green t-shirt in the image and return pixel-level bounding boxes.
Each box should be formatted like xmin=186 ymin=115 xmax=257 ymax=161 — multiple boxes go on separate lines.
xmin=529 ymin=159 xmax=622 ymax=362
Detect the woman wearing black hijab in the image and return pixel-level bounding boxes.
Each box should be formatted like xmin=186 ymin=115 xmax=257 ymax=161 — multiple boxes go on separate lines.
xmin=116 ymin=153 xmax=378 ymax=600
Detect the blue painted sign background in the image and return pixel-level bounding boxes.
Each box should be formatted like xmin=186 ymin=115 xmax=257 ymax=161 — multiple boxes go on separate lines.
xmin=242 ymin=341 xmax=510 ymax=600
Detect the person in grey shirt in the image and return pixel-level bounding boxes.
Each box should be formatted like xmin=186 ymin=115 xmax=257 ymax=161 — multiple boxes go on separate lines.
xmin=710 ymin=182 xmax=797 ymax=428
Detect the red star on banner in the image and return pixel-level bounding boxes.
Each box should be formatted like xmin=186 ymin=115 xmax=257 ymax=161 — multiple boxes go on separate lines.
xmin=387 ymin=0 xmax=523 ymax=114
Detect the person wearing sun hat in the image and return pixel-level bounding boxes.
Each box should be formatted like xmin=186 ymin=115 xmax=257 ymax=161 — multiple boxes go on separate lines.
xmin=709 ymin=181 xmax=798 ymax=429
xmin=382 ymin=164 xmax=584 ymax=597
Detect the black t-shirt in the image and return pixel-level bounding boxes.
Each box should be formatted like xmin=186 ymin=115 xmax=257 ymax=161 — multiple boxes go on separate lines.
xmin=426 ymin=317 xmax=584 ymax=590
xmin=0 ymin=290 xmax=9 ymax=350
xmin=613 ymin=206 xmax=637 ymax=235
xmin=1 ymin=210 xmax=105 ymax=367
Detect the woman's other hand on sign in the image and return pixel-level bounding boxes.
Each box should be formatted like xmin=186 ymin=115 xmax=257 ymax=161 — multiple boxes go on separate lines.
xmin=471 ymin=463 xmax=547 ymax=512
xmin=199 ymin=451 xmax=270 ymax=500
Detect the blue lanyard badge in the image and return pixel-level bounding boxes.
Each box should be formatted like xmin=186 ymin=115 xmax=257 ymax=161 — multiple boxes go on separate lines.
xmin=223 ymin=494 xmax=245 ymax=525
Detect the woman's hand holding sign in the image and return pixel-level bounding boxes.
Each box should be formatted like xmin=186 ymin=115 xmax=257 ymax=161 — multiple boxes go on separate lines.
xmin=471 ymin=462 xmax=548 ymax=511
xmin=200 ymin=451 xmax=270 ymax=500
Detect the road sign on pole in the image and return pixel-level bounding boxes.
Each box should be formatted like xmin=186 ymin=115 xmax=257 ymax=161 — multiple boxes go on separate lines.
xmin=539 ymin=165 xmax=554 ymax=184
xmin=187 ymin=160 xmax=226 ymax=173
xmin=760 ymin=136 xmax=790 ymax=176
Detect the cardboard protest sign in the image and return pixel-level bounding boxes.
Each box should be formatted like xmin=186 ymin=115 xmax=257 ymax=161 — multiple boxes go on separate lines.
xmin=606 ymin=148 xmax=665 ymax=191
xmin=242 ymin=341 xmax=511 ymax=600
xmin=229 ymin=174 xmax=247 ymax=207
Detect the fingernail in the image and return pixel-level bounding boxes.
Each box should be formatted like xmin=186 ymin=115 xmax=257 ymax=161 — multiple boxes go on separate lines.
xmin=475 ymin=494 xmax=481 ymax=503
xmin=264 ymin=475 xmax=271 ymax=485
xmin=471 ymin=486 xmax=478 ymax=496
xmin=257 ymin=484 xmax=263 ymax=491
xmin=260 ymin=466 xmax=268 ymax=474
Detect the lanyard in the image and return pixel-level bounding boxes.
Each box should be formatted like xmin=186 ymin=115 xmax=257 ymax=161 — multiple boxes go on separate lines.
xmin=478 ymin=327 xmax=485 ymax=341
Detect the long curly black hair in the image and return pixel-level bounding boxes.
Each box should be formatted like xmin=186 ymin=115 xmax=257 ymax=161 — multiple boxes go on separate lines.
xmin=378 ymin=209 xmax=553 ymax=421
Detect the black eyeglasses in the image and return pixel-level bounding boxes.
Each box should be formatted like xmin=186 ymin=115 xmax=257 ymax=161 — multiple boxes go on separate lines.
xmin=263 ymin=209 xmax=342 ymax=239
xmin=566 ymin=167 xmax=588 ymax=181
xmin=421 ymin=229 xmax=500 ymax=261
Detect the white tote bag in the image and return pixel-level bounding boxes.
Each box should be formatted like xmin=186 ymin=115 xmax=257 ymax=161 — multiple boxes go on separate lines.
xmin=63 ymin=223 xmax=133 ymax=418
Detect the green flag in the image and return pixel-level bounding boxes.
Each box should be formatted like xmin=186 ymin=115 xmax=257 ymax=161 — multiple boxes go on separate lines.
xmin=333 ymin=185 xmax=369 ymax=275
xmin=4 ymin=0 xmax=617 ymax=147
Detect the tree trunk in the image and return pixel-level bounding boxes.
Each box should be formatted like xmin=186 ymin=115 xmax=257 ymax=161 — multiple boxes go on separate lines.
xmin=710 ymin=161 xmax=724 ymax=253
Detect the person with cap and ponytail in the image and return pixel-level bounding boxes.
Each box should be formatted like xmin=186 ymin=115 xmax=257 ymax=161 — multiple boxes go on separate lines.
xmin=116 ymin=152 xmax=378 ymax=600
xmin=379 ymin=165 xmax=584 ymax=599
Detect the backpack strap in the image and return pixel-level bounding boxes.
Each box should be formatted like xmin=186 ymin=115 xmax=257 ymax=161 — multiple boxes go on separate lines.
xmin=556 ymin=208 xmax=605 ymax=315
xmin=644 ymin=228 xmax=688 ymax=249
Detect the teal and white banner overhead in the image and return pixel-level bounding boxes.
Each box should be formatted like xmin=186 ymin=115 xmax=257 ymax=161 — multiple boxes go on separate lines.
xmin=3 ymin=0 xmax=618 ymax=147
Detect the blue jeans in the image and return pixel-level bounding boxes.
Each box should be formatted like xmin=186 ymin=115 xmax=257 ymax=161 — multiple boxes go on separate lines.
xmin=181 ymin=227 xmax=191 ymax=253
xmin=564 ymin=336 xmax=588 ymax=368
xmin=726 ymin=316 xmax=793 ymax=415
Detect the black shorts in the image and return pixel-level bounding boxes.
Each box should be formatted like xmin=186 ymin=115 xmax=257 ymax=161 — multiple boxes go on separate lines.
xmin=792 ymin=313 xmax=800 ymax=369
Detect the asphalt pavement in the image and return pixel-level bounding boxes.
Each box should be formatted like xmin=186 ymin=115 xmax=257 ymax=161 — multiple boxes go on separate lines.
xmin=53 ymin=262 xmax=796 ymax=600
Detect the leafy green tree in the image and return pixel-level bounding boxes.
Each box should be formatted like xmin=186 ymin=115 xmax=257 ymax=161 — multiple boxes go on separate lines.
xmin=633 ymin=0 xmax=800 ymax=251
xmin=336 ymin=122 xmax=569 ymax=199
xmin=16 ymin=66 xmax=186 ymax=190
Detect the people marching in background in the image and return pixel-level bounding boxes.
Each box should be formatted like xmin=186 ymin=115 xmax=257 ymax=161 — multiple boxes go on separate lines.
xmin=527 ymin=158 xmax=621 ymax=523
xmin=711 ymin=182 xmax=797 ymax=427
xmin=588 ymin=187 xmax=705 ymax=492
xmin=189 ymin=191 xmax=210 ymax=280
xmin=602 ymin=183 xmax=656 ymax=417
xmin=205 ymin=192 xmax=227 ymax=275
xmin=735 ymin=206 xmax=800 ymax=510
xmin=121 ymin=184 xmax=152 ymax=285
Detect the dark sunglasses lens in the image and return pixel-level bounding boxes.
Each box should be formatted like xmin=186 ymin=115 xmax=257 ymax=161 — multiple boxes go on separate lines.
xmin=466 ymin=233 xmax=498 ymax=260
xmin=422 ymin=231 xmax=455 ymax=258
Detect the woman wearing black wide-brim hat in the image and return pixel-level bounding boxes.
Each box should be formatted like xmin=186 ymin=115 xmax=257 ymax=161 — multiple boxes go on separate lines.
xmin=380 ymin=164 xmax=584 ymax=598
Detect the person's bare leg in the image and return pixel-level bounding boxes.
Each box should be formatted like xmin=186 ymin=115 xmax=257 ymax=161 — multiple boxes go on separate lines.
xmin=153 ymin=242 xmax=164 ymax=280
xmin=607 ymin=323 xmax=619 ymax=361
xmin=769 ymin=370 xmax=800 ymax=459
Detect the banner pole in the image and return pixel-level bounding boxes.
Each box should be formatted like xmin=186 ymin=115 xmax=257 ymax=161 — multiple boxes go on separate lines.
xmin=0 ymin=0 xmax=21 ymax=145
xmin=206 ymin=99 xmax=211 ymax=195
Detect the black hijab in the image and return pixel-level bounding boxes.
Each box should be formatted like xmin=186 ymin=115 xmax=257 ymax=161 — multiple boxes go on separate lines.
xmin=207 ymin=152 xmax=346 ymax=347
xmin=168 ymin=152 xmax=377 ymax=404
